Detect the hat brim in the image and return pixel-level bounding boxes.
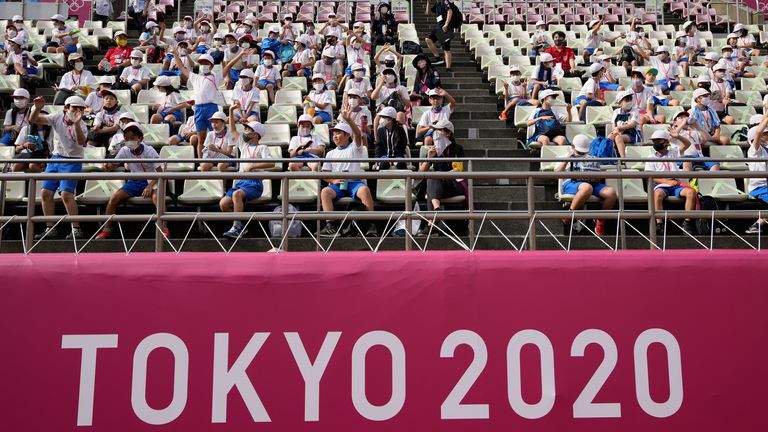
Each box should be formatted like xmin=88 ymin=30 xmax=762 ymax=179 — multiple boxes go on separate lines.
xmin=411 ymin=54 xmax=430 ymax=68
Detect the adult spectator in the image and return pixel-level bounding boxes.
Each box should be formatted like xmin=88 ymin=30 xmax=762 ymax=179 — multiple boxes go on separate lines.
xmin=319 ymin=112 xmax=376 ymax=238
xmin=98 ymin=31 xmax=132 ymax=75
xmin=97 ymin=123 xmax=168 ymax=239
xmin=54 ymin=53 xmax=95 ymax=105
xmin=645 ymin=129 xmax=696 ymax=236
xmin=129 ymin=0 xmax=148 ymax=31
xmin=554 ymin=134 xmax=617 ymax=236
xmin=411 ymin=54 xmax=441 ymax=106
xmin=417 ymin=119 xmax=465 ymax=236
xmin=526 ymin=89 xmax=571 ymax=147
xmin=29 ymin=95 xmax=88 ymax=240
xmin=372 ymin=2 xmax=398 ymax=48
xmin=425 ymin=0 xmax=457 ymax=70
xmin=94 ymin=0 xmax=114 ymax=24
xmin=374 ymin=106 xmax=408 ymax=170
xmin=745 ymin=116 xmax=768 ymax=233
xmin=544 ymin=32 xmax=582 ymax=78
xmin=528 ymin=20 xmax=554 ymax=58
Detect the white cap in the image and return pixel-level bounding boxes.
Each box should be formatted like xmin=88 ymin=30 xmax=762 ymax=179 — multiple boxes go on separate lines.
xmin=224 ymin=32 xmax=236 ymax=39
xmin=704 ymin=52 xmax=719 ymax=61
xmin=298 ymin=114 xmax=314 ymax=124
xmin=378 ymin=106 xmax=397 ymax=118
xmin=693 ymin=88 xmax=710 ymax=100
xmin=535 ymin=20 xmax=546 ymax=26
xmin=183 ymin=15 xmax=193 ymax=20
xmin=538 ymin=89 xmax=558 ymax=101
xmin=616 ymin=90 xmax=634 ymax=101
xmin=114 ymin=30 xmax=127 ymax=38
xmin=698 ymin=75 xmax=711 ymax=83
xmin=727 ymin=32 xmax=739 ymax=39
xmin=213 ymin=32 xmax=224 ymax=39
xmin=354 ymin=22 xmax=364 ymax=28
xmin=174 ymin=26 xmax=187 ymax=34
xmin=333 ymin=122 xmax=353 ymax=136
xmin=722 ymin=45 xmax=734 ymax=51
xmin=243 ymin=18 xmax=254 ymax=26
xmin=651 ymin=130 xmax=670 ymax=141
xmin=675 ymin=30 xmax=687 ymax=38
xmin=539 ymin=53 xmax=554 ymax=63
xmin=130 ymin=49 xmax=143 ymax=58
xmin=713 ymin=62 xmax=727 ymax=72
xmin=8 ymin=35 xmax=25 ymax=46
xmin=589 ymin=63 xmax=603 ymax=74
xmin=118 ymin=112 xmax=136 ymax=121
xmin=656 ymin=45 xmax=669 ymax=53
xmin=328 ymin=12 xmax=337 ymax=17
xmin=51 ymin=14 xmax=67 ymax=22
xmin=321 ymin=48 xmax=335 ymax=58
xmin=12 ymin=15 xmax=23 ymax=22
xmin=432 ymin=119 xmax=455 ymax=133
xmin=426 ymin=88 xmax=441 ymax=97
xmin=734 ymin=23 xmax=745 ymax=32
xmin=509 ymin=65 xmax=521 ymax=73
xmin=283 ymin=13 xmax=293 ymax=20
xmin=749 ymin=114 xmax=764 ymax=125
xmin=209 ymin=111 xmax=227 ymax=121
xmin=347 ymin=88 xmax=362 ymax=97
xmin=351 ymin=63 xmax=365 ymax=71
xmin=588 ymin=20 xmax=600 ymax=28
xmin=98 ymin=76 xmax=114 ymax=85
xmin=269 ymin=26 xmax=280 ymax=33
xmin=682 ymin=20 xmax=694 ymax=29
xmin=146 ymin=21 xmax=158 ymax=29
xmin=572 ymin=134 xmax=591 ymax=153
xmin=198 ymin=53 xmax=214 ymax=64
xmin=68 ymin=52 xmax=82 ymax=61
xmin=64 ymin=96 xmax=87 ymax=107
xmin=122 ymin=122 xmax=144 ymax=135
xmin=154 ymin=76 xmax=173 ymax=87
xmin=311 ymin=73 xmax=325 ymax=81
xmin=239 ymin=68 xmax=254 ymax=78
xmin=12 ymin=88 xmax=30 ymax=99
xmin=296 ymin=35 xmax=310 ymax=45
xmin=748 ymin=125 xmax=768 ymax=142
xmin=245 ymin=121 xmax=266 ymax=138
xmin=261 ymin=50 xmax=275 ymax=58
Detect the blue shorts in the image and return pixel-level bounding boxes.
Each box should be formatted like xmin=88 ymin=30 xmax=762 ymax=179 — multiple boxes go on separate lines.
xmin=159 ymin=69 xmax=182 ymax=76
xmin=300 ymin=67 xmax=311 ymax=76
xmin=583 ymin=47 xmax=597 ymax=55
xmin=416 ymin=129 xmax=435 ymax=142
xmin=234 ymin=111 xmax=260 ymax=121
xmin=193 ymin=102 xmax=219 ymax=132
xmin=679 ymin=57 xmax=689 ymax=63
xmin=678 ymin=155 xmax=719 ymax=170
xmin=160 ymin=108 xmax=183 ymax=120
xmin=563 ymin=181 xmax=607 ymax=196
xmin=226 ymin=179 xmax=264 ymax=201
xmin=326 ymin=80 xmax=338 ymax=89
xmin=655 ymin=185 xmax=686 ymax=197
xmin=293 ymin=153 xmax=319 ymax=159
xmin=573 ymin=95 xmax=591 ymax=105
xmin=25 ymin=66 xmax=38 ymax=75
xmin=121 ymin=180 xmax=150 ymax=197
xmin=313 ymin=110 xmax=332 ymax=123
xmin=599 ymin=82 xmax=620 ymax=91
xmin=750 ymin=185 xmax=768 ymax=203
xmin=64 ymin=45 xmax=77 ymax=54
xmin=257 ymin=79 xmax=276 ymax=88
xmin=652 ymin=96 xmax=670 ymax=106
xmin=1 ymin=130 xmax=14 ymax=145
xmin=328 ymin=180 xmax=366 ymax=199
xmin=658 ymin=81 xmax=679 ymax=91
xmin=41 ymin=155 xmax=82 ymax=194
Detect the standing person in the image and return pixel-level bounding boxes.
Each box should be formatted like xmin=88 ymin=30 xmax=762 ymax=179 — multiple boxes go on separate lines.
xmin=29 ymin=96 xmax=89 ymax=240
xmin=96 ymin=123 xmax=168 ymax=239
xmin=425 ymin=0 xmax=459 ymax=70
xmin=745 ymin=116 xmax=768 ymax=233
xmin=372 ymin=2 xmax=398 ymax=48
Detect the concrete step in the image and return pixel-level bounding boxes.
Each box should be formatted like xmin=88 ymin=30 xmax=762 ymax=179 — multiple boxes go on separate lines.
xmin=451 ymin=110 xmax=504 ymax=120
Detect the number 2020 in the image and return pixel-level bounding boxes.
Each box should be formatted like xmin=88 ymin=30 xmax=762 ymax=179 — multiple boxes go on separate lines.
xmin=440 ymin=328 xmax=683 ymax=420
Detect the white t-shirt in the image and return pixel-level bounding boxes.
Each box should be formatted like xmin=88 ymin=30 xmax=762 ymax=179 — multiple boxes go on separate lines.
xmin=737 ymin=34 xmax=756 ymax=49
xmin=645 ymin=148 xmax=685 ymax=182
xmin=115 ymin=144 xmax=160 ymax=179
xmin=48 ymin=113 xmax=88 ymax=158
xmin=417 ymin=105 xmax=453 ymax=128
xmin=159 ymin=92 xmax=185 ymax=111
xmin=612 ymin=108 xmax=641 ymax=135
xmin=578 ymin=78 xmax=598 ymax=98
xmin=223 ymin=47 xmax=254 ymax=70
xmin=94 ymin=107 xmax=122 ymax=128
xmin=14 ymin=124 xmax=51 ymax=153
xmin=236 ymin=141 xmax=272 ymax=173
xmin=255 ymin=64 xmax=281 ymax=83
xmin=202 ymin=128 xmax=237 ymax=159
xmin=308 ymin=89 xmax=333 ymax=116
xmin=293 ymin=48 xmax=313 ymax=67
xmin=120 ymin=65 xmax=151 ymax=83
xmin=651 ymin=58 xmax=680 ymax=83
xmin=6 ymin=50 xmax=30 ymax=67
xmin=232 ymin=85 xmax=260 ymax=113
xmin=338 ymin=108 xmax=373 ymax=132
xmin=671 ymin=129 xmax=705 ymax=157
xmin=527 ymin=107 xmax=567 ymax=123
xmin=59 ymin=70 xmax=96 ymax=92
xmin=708 ymin=79 xmax=733 ymax=113
xmin=55 ymin=26 xmax=77 ymax=46
xmin=345 ymin=77 xmax=373 ymax=96
xmin=313 ymin=61 xmax=342 ymax=82
xmin=376 ymin=85 xmax=408 ymax=105
xmin=585 ymin=31 xmax=602 ymax=49
xmin=289 ymin=134 xmax=326 ymax=152
xmin=747 ymin=144 xmax=768 ymax=192
xmin=4 ymin=107 xmax=30 ymax=127
xmin=322 ymin=142 xmax=365 ymax=173
xmin=188 ymin=71 xmax=226 ymax=105
xmin=346 ymin=45 xmax=366 ymax=66
xmin=630 ymin=86 xmax=656 ymax=112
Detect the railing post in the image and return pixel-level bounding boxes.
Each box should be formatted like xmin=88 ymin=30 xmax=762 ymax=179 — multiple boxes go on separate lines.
xmin=154 ymin=177 xmax=166 ymax=252
xmin=125 ymin=0 xmax=129 ymax=27
xmin=404 ymin=176 xmax=413 ymax=251
xmin=25 ymin=179 xmax=36 ymax=252
xmin=281 ymin=176 xmax=290 ymax=251
xmin=527 ymin=176 xmax=536 ymax=250
xmin=467 ymin=160 xmax=475 ymax=248
xmin=616 ymin=161 xmax=626 ymax=250
xmin=647 ymin=176 xmax=657 ymax=250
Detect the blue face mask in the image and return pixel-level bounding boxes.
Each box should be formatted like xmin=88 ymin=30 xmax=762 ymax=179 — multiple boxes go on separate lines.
xmin=432 ymin=104 xmax=442 ymax=112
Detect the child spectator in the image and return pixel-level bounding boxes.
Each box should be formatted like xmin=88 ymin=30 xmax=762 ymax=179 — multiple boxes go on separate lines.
xmin=119 ymin=50 xmax=151 ymax=96
xmin=46 ymin=14 xmax=79 ymax=54
xmin=499 ymin=65 xmax=537 ymax=121
xmin=231 ymin=69 xmax=261 ymax=123
xmin=669 ymin=111 xmax=719 ymax=172
xmin=288 ymin=114 xmax=326 ymax=172
xmin=688 ymin=87 xmax=729 ymax=145
xmin=255 ymin=50 xmax=281 ymax=103
xmin=98 ymin=31 xmax=132 ymax=75
xmin=306 ymin=74 xmax=334 ymax=124
xmin=416 ymin=88 xmax=456 ymax=148
xmin=2 ymin=88 xmax=31 ymax=146
xmin=745 ymin=116 xmax=768 ymax=233
xmin=87 ymin=89 xmax=122 ymax=148
xmin=609 ymin=90 xmax=642 ymax=158
xmin=149 ymin=76 xmax=187 ymax=131
xmin=526 ymin=89 xmax=571 ymax=147
xmin=200 ymin=111 xmax=237 ymax=172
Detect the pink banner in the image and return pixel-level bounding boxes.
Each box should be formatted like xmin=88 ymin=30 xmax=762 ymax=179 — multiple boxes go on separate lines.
xmin=41 ymin=0 xmax=92 ymax=25
xmin=1 ymin=250 xmax=767 ymax=430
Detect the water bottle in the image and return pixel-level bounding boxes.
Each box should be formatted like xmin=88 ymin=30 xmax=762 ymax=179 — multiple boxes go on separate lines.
xmin=339 ymin=170 xmax=348 ymax=191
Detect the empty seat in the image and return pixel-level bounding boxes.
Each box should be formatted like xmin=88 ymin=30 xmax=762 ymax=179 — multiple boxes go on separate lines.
xmin=376 ymin=171 xmax=416 ymax=203
xmin=277 ymin=179 xmax=320 ymax=204
xmin=159 ymin=145 xmax=195 ymax=172
xmin=709 ymin=145 xmax=748 ymax=170
xmin=266 ymin=105 xmax=298 ymax=125
xmin=260 ymin=124 xmax=291 ymax=147
xmin=625 ymin=146 xmax=655 ymax=170
xmin=539 ymin=145 xmax=572 ymax=171
xmin=142 ymin=124 xmax=171 ymax=146
xmin=606 ymin=177 xmax=649 ymax=203
xmin=76 ymin=180 xmax=124 ymax=205
xmin=697 ymin=178 xmax=747 ymax=202
xmin=177 ymin=179 xmax=224 ymax=205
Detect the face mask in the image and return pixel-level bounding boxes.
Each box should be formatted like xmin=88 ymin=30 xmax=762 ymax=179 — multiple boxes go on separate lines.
xmin=243 ymin=133 xmax=254 ymax=142
xmin=511 ymin=75 xmax=521 ymax=84
xmin=385 ymin=75 xmax=396 ymax=84
xmin=226 ymin=42 xmax=235 ymax=50
xmin=13 ymin=99 xmax=27 ymax=109
xmin=264 ymin=59 xmax=273 ymax=66
xmin=621 ymin=100 xmax=632 ymax=111
xmin=313 ymin=83 xmax=324 ymax=91
xmin=66 ymin=111 xmax=78 ymax=122
xmin=634 ymin=79 xmax=644 ymax=87
xmin=201 ymin=25 xmax=210 ymax=32
xmin=554 ymin=39 xmax=565 ymax=46
xmin=125 ymin=140 xmax=140 ymax=150
xmin=417 ymin=60 xmax=427 ymax=69
xmin=700 ymin=97 xmax=710 ymax=107
xmin=379 ymin=118 xmax=390 ymax=128
xmin=348 ymin=98 xmax=359 ymax=108
xmin=240 ymin=77 xmax=251 ymax=86
xmin=152 ymin=28 xmax=159 ymax=34
xmin=213 ymin=40 xmax=222 ymax=47
xmin=241 ymin=42 xmax=250 ymax=49
xmin=353 ymin=70 xmax=364 ymax=79
xmin=185 ymin=22 xmax=193 ymax=29
xmin=652 ymin=141 xmax=666 ymax=152
xmin=307 ymin=28 xmax=314 ymax=34
xmin=7 ymin=30 xmax=16 ymax=38
xmin=353 ymin=42 xmax=361 ymax=50
xmin=201 ymin=65 xmax=211 ymax=74
xmin=179 ymin=48 xmax=187 ymax=56
xmin=299 ymin=126 xmax=311 ymax=136
xmin=176 ymin=35 xmax=185 ymax=42
xmin=659 ymin=53 xmax=669 ymax=60
xmin=117 ymin=38 xmax=127 ymax=47
xmin=74 ymin=62 xmax=84 ymax=71
xmin=679 ymin=37 xmax=687 ymax=43
xmin=131 ymin=59 xmax=141 ymax=66
xmin=14 ymin=23 xmax=22 ymax=29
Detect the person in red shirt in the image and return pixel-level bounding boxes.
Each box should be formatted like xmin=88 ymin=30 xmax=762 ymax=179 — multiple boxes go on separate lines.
xmin=544 ymin=31 xmax=584 ymax=78
xmin=98 ymin=31 xmax=132 ymax=76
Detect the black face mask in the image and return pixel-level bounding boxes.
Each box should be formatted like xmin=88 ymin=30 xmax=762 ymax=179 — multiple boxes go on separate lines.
xmin=741 ymin=30 xmax=748 ymax=37
xmin=698 ymin=83 xmax=711 ymax=90
xmin=554 ymin=39 xmax=565 ymax=46
xmin=652 ymin=142 xmax=667 ymax=152
xmin=384 ymin=62 xmax=395 ymax=67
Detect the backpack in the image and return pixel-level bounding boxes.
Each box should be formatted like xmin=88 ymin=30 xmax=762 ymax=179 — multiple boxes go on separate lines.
xmin=279 ymin=43 xmax=296 ymax=63
xmin=588 ymin=136 xmax=617 ymax=165
xmin=269 ymin=204 xmax=302 ymax=238
xmin=730 ymin=126 xmax=749 ymax=143
xmin=401 ymin=41 xmax=422 ymax=55
xmin=533 ymin=109 xmax=564 ymax=138
xmin=695 ymin=194 xmax=721 ymax=235
xmin=447 ymin=2 xmax=464 ymax=29
xmin=383 ymin=91 xmax=406 ymax=112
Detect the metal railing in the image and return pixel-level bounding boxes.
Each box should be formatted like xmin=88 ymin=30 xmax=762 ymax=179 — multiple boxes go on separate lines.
xmin=2 ymin=156 xmax=768 ymax=253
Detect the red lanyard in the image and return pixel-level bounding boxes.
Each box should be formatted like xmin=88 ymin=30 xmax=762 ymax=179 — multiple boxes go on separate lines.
xmin=659 ymin=61 xmax=671 ymax=79
xmin=213 ymin=130 xmax=227 ymax=149
xmin=240 ymin=88 xmax=253 ymax=110
xmin=65 ymin=123 xmax=77 ymax=143
xmin=72 ymin=72 xmax=82 ymax=87
xmin=130 ymin=146 xmax=147 ymax=172
xmin=634 ymin=90 xmax=643 ymax=109
xmin=243 ymin=143 xmax=258 ymax=159
xmin=716 ymin=80 xmax=727 ymax=98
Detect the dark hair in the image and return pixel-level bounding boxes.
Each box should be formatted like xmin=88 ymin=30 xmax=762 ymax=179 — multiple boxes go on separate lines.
xmin=553 ymin=31 xmax=565 ymax=39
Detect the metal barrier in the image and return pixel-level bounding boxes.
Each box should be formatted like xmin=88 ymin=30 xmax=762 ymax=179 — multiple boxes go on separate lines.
xmin=2 ymin=156 xmax=768 ymax=253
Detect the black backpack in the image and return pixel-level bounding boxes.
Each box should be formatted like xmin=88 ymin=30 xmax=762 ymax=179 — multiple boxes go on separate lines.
xmin=447 ymin=2 xmax=464 ymax=29
xmin=695 ymin=194 xmax=720 ymax=235
xmin=402 ymin=41 xmax=422 ymax=55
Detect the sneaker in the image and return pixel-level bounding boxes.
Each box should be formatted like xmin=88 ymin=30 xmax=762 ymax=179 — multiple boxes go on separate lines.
xmin=562 ymin=220 xmax=583 ymax=236
xmin=416 ymin=224 xmax=431 ymax=237
xmin=34 ymin=226 xmax=59 ymax=241
xmin=223 ymin=225 xmax=247 ymax=239
xmin=318 ymin=223 xmax=339 ymax=238
xmin=161 ymin=228 xmax=170 ymax=238
xmin=364 ymin=224 xmax=378 ymax=237
xmin=682 ymin=219 xmax=695 ymax=235
xmin=745 ymin=221 xmax=764 ymax=234
xmin=430 ymin=56 xmax=445 ymax=65
xmin=65 ymin=228 xmax=85 ymax=240
xmin=96 ymin=228 xmax=112 ymax=239
xmin=499 ymin=112 xmax=508 ymax=121
xmin=392 ymin=228 xmax=406 ymax=237
xmin=595 ymin=220 xmax=606 ymax=237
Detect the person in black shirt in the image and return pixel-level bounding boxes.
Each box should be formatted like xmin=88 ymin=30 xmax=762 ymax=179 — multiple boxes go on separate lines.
xmin=425 ymin=0 xmax=457 ymax=70
xmin=374 ymin=106 xmax=408 ymax=170
xmin=411 ymin=54 xmax=441 ymax=105
xmin=372 ymin=2 xmax=398 ymax=48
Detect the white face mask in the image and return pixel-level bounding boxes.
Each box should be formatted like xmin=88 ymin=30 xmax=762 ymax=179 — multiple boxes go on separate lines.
xmin=74 ymin=62 xmax=84 ymax=71
xmin=240 ymin=42 xmax=250 ymax=49
xmin=131 ymin=59 xmax=141 ymax=66
xmin=200 ymin=65 xmax=212 ymax=74
xmin=353 ymin=43 xmax=361 ymax=49
xmin=313 ymin=83 xmax=324 ymax=91
xmin=700 ymin=97 xmax=710 ymax=106
xmin=348 ymin=98 xmax=359 ymax=107
xmin=213 ymin=40 xmax=222 ymax=47
xmin=353 ymin=70 xmax=363 ymax=79
xmin=263 ymin=59 xmax=273 ymax=66
xmin=226 ymin=42 xmax=236 ymax=50
xmin=7 ymin=30 xmax=16 ymax=38
xmin=621 ymin=100 xmax=633 ymax=111
xmin=13 ymin=99 xmax=27 ymax=109
xmin=433 ymin=130 xmax=451 ymax=153
xmin=385 ymin=75 xmax=396 ymax=84
xmin=65 ymin=111 xmax=78 ymax=122
xmin=201 ymin=26 xmax=210 ymax=33
xmin=240 ymin=77 xmax=251 ymax=86
xmin=379 ymin=118 xmax=390 ymax=127
xmin=510 ymin=75 xmax=521 ymax=84
xmin=185 ymin=22 xmax=193 ymax=29
xmin=179 ymin=48 xmax=187 ymax=56
xmin=299 ymin=126 xmax=311 ymax=136
xmin=124 ymin=140 xmax=140 ymax=150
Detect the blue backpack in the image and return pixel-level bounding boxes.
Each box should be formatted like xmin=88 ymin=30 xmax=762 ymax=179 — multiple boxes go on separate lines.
xmin=589 ymin=136 xmax=617 ymax=165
